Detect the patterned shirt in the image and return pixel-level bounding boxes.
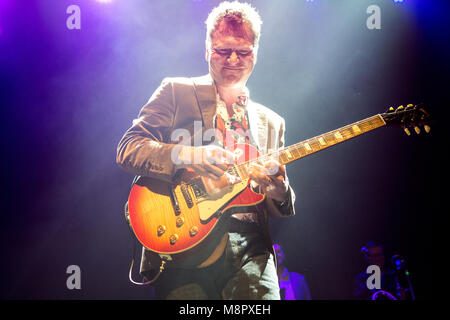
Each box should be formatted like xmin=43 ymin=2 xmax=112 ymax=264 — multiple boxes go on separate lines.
xmin=213 ymin=90 xmax=258 ymax=223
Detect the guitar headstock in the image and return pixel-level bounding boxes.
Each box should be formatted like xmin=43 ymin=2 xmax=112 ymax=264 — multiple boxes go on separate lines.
xmin=381 ymin=104 xmax=431 ymax=135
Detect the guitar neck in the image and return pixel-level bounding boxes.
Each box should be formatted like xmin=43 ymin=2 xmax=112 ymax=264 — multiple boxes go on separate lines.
xmin=235 ymin=114 xmax=387 ymax=178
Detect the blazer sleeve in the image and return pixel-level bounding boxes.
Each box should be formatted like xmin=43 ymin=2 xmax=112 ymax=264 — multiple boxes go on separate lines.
xmin=116 ymin=78 xmax=180 ymax=183
xmin=265 ymin=117 xmax=296 ymax=218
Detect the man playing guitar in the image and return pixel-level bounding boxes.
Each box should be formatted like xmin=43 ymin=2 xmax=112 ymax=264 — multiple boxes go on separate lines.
xmin=117 ymin=1 xmax=295 ymax=300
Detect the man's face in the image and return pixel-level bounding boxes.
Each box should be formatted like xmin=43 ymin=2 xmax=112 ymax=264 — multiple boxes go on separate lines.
xmin=365 ymin=246 xmax=385 ymax=268
xmin=206 ymin=25 xmax=256 ymax=88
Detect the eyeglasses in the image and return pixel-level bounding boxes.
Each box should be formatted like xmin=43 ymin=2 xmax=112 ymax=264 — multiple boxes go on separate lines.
xmin=212 ymin=48 xmax=253 ymax=57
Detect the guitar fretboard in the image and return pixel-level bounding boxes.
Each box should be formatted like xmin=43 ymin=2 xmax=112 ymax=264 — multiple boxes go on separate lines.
xmin=234 ymin=114 xmax=386 ymax=179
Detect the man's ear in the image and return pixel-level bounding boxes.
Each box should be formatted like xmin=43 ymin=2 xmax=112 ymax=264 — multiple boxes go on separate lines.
xmin=253 ymin=46 xmax=258 ymax=65
xmin=205 ymin=48 xmax=209 ymax=62
xmin=205 ymin=41 xmax=210 ymax=62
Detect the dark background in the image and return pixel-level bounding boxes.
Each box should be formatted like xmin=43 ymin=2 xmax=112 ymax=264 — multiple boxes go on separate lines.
xmin=0 ymin=0 xmax=441 ymax=299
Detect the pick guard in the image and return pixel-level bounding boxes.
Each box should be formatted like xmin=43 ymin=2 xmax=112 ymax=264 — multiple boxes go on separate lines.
xmin=197 ymin=178 xmax=265 ymax=221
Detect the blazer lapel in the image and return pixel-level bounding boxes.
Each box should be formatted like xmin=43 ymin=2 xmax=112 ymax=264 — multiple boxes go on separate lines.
xmin=247 ymin=102 xmax=267 ymax=153
xmin=191 ymin=74 xmax=216 ymax=133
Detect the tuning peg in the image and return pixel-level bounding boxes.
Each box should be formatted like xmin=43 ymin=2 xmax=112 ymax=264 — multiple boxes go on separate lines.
xmin=404 ymin=127 xmax=411 ymax=136
xmin=424 ymin=125 xmax=431 ymax=133
xmin=406 ymin=104 xmax=414 ymax=109
xmin=414 ymin=126 xmax=421 ymax=134
xmin=396 ymin=105 xmax=404 ymax=111
xmin=389 ymin=107 xmax=395 ymax=112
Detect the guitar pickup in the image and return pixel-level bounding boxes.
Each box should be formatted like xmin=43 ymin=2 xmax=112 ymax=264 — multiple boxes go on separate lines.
xmin=190 ymin=178 xmax=207 ymax=199
xmin=169 ymin=186 xmax=181 ymax=215
xmin=181 ymin=184 xmax=193 ymax=208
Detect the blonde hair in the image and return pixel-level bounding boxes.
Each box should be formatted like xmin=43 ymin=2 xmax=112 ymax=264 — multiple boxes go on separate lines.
xmin=205 ymin=1 xmax=262 ymax=50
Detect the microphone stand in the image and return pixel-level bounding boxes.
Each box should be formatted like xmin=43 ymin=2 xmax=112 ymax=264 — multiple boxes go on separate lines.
xmin=392 ymin=255 xmax=416 ymax=300
xmin=404 ymin=268 xmax=416 ymax=300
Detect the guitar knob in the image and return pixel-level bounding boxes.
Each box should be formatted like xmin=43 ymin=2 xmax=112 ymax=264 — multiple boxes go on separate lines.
xmin=169 ymin=234 xmax=179 ymax=245
xmin=424 ymin=125 xmax=431 ymax=133
xmin=176 ymin=217 xmax=184 ymax=228
xmin=157 ymin=225 xmax=166 ymax=236
xmin=414 ymin=126 xmax=421 ymax=134
xmin=189 ymin=226 xmax=199 ymax=237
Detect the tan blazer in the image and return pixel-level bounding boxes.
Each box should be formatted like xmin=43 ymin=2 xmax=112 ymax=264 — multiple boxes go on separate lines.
xmin=117 ymin=74 xmax=295 ymax=272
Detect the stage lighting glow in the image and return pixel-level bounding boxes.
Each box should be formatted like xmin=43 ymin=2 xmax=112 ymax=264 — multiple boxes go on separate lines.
xmin=393 ymin=0 xmax=405 ymax=3
xmin=96 ymin=0 xmax=112 ymax=3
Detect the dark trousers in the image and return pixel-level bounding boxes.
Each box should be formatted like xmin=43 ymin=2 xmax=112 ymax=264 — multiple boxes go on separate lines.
xmin=153 ymin=218 xmax=280 ymax=300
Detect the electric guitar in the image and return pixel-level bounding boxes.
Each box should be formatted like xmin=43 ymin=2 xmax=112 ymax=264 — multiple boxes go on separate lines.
xmin=126 ymin=104 xmax=430 ymax=268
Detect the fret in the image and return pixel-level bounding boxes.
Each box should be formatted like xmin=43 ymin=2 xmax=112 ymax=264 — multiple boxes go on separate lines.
xmin=359 ymin=119 xmax=371 ymax=131
xmin=293 ymin=146 xmax=302 ymax=158
xmin=365 ymin=118 xmax=374 ymax=130
xmin=238 ymin=163 xmax=249 ymax=180
xmin=361 ymin=115 xmax=384 ymax=132
xmin=235 ymin=165 xmax=245 ymax=180
xmin=284 ymin=149 xmax=294 ymax=160
xmin=355 ymin=123 xmax=368 ymax=135
xmin=299 ymin=145 xmax=308 ymax=157
xmin=324 ymin=132 xmax=337 ymax=145
xmin=352 ymin=124 xmax=362 ymax=134
xmin=334 ymin=131 xmax=344 ymax=141
xmin=293 ymin=145 xmax=306 ymax=158
xmin=373 ymin=115 xmax=387 ymax=127
xmin=367 ymin=116 xmax=382 ymax=130
xmin=279 ymin=152 xmax=289 ymax=164
xmin=309 ymin=139 xmax=321 ymax=151
xmin=303 ymin=142 xmax=312 ymax=152
xmin=318 ymin=136 xmax=327 ymax=146
xmin=341 ymin=128 xmax=353 ymax=138
xmin=360 ymin=123 xmax=371 ymax=132
xmin=289 ymin=145 xmax=299 ymax=157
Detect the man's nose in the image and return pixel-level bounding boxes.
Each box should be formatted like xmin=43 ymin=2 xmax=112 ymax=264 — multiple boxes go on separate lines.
xmin=227 ymin=51 xmax=239 ymax=63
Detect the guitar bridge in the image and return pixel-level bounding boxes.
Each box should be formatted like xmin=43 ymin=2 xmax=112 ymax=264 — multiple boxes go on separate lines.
xmin=181 ymin=184 xmax=193 ymax=208
xmin=169 ymin=186 xmax=181 ymax=215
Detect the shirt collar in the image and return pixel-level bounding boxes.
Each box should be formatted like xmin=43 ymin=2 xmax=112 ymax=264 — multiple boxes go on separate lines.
xmin=213 ymin=82 xmax=250 ymax=108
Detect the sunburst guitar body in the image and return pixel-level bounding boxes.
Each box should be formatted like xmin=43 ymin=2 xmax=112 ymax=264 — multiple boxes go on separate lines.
xmin=127 ymin=142 xmax=264 ymax=268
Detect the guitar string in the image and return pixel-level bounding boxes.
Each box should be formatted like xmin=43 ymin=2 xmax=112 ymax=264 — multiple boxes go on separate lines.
xmin=189 ymin=115 xmax=384 ymax=192
xmin=232 ymin=115 xmax=383 ymax=178
xmin=187 ymin=110 xmax=428 ymax=194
